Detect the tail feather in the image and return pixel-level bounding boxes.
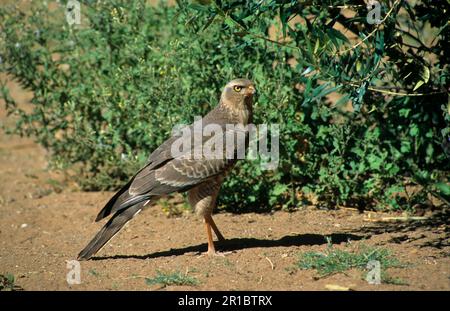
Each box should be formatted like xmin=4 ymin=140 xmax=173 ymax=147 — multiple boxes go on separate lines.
xmin=78 ymin=204 xmax=144 ymax=260
xmin=95 ymin=179 xmax=134 ymax=222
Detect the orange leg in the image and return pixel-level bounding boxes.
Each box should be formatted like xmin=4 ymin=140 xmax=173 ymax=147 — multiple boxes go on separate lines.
xmin=203 ymin=215 xmax=228 ymax=256
xmin=204 ymin=219 xmax=216 ymax=255
xmin=205 ymin=214 xmax=225 ymax=241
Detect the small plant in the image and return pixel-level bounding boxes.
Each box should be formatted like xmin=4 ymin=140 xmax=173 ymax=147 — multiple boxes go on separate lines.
xmin=297 ymin=244 xmax=405 ymax=281
xmin=159 ymin=198 xmax=190 ymax=218
xmin=145 ymin=270 xmax=199 ymax=287
xmin=0 ymin=274 xmax=22 ymax=291
xmin=381 ymin=272 xmax=409 ymax=286
xmin=45 ymin=178 xmax=65 ymax=193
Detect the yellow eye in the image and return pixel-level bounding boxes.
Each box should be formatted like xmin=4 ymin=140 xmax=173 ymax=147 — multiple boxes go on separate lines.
xmin=233 ymin=85 xmax=242 ymax=92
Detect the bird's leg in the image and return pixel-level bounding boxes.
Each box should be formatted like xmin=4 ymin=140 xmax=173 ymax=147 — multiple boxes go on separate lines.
xmin=205 ymin=214 xmax=225 ymax=241
xmin=202 ymin=215 xmax=231 ymax=257
xmin=204 ymin=218 xmax=218 ymax=256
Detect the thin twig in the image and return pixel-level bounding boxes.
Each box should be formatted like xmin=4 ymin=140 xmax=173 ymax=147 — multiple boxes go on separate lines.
xmin=363 ymin=216 xmax=429 ymax=222
xmin=265 ymin=256 xmax=274 ymax=270
xmin=328 ymin=5 xmax=365 ymax=9
xmin=395 ymin=27 xmax=435 ymax=52
xmin=214 ymin=5 xmax=313 ymax=68
xmin=345 ymin=82 xmax=447 ymax=97
xmin=337 ymin=0 xmax=402 ymax=55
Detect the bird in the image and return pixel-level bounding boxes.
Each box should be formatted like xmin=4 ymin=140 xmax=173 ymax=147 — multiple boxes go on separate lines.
xmin=77 ymin=78 xmax=256 ymax=260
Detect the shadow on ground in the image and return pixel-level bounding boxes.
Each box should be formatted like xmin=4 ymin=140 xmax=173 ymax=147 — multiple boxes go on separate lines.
xmin=351 ymin=209 xmax=449 ymax=250
xmin=91 ymin=232 xmax=366 ymax=261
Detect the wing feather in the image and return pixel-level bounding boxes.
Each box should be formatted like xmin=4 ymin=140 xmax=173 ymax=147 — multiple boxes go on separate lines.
xmin=128 ymin=112 xmax=248 ymax=199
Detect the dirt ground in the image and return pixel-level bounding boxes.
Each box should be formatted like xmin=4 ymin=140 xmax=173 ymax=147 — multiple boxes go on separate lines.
xmin=0 ymin=77 xmax=449 ymax=291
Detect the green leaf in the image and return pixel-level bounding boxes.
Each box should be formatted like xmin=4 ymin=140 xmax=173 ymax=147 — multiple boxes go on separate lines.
xmin=413 ymin=65 xmax=430 ymax=91
xmin=421 ymin=66 xmax=430 ymax=83
xmin=272 ymin=183 xmax=288 ymax=196
xmin=413 ymin=80 xmax=424 ymax=91
xmin=314 ymin=39 xmax=320 ymax=54
xmin=435 ymin=182 xmax=450 ymax=195
xmin=335 ymin=94 xmax=351 ymax=107
xmin=409 ymin=124 xmax=419 ymax=137
xmin=327 ymin=28 xmax=350 ymax=44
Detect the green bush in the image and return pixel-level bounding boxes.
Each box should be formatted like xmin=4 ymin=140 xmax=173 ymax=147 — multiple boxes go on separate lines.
xmin=1 ymin=0 xmax=449 ymax=212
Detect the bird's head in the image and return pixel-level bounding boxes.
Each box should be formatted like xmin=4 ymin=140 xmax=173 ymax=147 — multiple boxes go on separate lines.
xmin=220 ymin=78 xmax=256 ymax=112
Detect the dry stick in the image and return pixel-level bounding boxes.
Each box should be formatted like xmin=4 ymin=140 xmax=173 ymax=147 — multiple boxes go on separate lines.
xmin=346 ymin=82 xmax=448 ymax=97
xmin=265 ymin=256 xmax=274 ymax=270
xmin=363 ymin=216 xmax=429 ymax=222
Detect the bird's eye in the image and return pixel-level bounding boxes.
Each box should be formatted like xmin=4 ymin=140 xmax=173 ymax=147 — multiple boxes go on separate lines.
xmin=233 ymin=86 xmax=242 ymax=92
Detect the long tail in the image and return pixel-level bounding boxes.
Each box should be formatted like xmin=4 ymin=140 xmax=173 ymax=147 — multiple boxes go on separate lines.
xmin=77 ymin=203 xmax=144 ymax=260
xmin=95 ymin=179 xmax=134 ymax=222
xmin=94 ymin=178 xmax=150 ymax=222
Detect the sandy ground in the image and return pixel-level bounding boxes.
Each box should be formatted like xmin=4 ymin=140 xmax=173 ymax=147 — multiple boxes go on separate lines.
xmin=0 ymin=77 xmax=449 ymax=291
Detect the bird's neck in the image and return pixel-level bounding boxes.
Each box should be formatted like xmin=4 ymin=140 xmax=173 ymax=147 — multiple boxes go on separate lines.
xmin=219 ymin=98 xmax=253 ymax=125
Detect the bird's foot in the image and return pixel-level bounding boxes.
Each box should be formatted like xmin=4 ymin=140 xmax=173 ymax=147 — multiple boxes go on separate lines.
xmin=196 ymin=250 xmax=232 ymax=258
xmin=208 ymin=250 xmax=232 ymax=257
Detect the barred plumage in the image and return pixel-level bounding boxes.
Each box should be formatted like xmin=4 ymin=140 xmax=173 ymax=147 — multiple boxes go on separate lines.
xmin=78 ymin=78 xmax=255 ymax=259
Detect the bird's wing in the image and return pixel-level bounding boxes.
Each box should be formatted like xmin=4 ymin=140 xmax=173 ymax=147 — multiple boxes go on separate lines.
xmin=129 ymin=123 xmax=248 ymax=197
xmin=145 ymin=108 xmax=232 ymax=170
xmin=97 ymin=116 xmax=248 ymax=217
xmin=145 ymin=135 xmax=181 ymax=170
xmin=129 ymin=155 xmax=235 ymax=196
xmin=145 ymin=122 xmax=200 ymax=170
xmin=93 ymin=130 xmax=186 ymax=222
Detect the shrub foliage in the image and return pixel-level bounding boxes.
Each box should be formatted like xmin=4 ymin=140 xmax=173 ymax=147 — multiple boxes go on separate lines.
xmin=1 ymin=0 xmax=449 ymax=211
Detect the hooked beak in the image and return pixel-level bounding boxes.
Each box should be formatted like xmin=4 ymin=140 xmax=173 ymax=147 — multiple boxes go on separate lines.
xmin=246 ymin=85 xmax=256 ymax=96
